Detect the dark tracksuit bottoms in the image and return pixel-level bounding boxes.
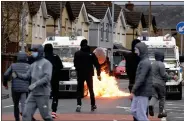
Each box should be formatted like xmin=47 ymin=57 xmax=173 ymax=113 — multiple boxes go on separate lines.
xmin=77 ymin=74 xmax=95 ymax=106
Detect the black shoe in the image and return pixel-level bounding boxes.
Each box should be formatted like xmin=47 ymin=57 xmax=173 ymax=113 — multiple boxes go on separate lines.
xmin=149 ymin=106 xmax=154 ymax=116
xmin=158 ymin=112 xmax=167 ymax=118
xmin=76 ymin=105 xmax=81 ymax=112
xmin=91 ymin=105 xmax=97 ymax=111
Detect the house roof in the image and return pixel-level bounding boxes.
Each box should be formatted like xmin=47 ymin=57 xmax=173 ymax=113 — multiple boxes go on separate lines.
xmin=46 ymin=1 xmax=66 ymax=19
xmin=84 ymin=2 xmax=109 ymax=19
xmin=109 ymin=4 xmax=122 ymax=22
xmin=123 ymin=11 xmax=145 ymax=28
xmin=144 ymin=14 xmax=157 ymax=28
xmin=134 ymin=5 xmax=184 ymax=29
xmin=68 ymin=1 xmax=84 ymax=18
xmin=28 ymin=1 xmax=41 ymax=16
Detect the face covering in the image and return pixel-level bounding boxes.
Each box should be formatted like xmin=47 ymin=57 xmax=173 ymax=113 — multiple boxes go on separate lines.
xmin=32 ymin=52 xmax=38 ymax=58
xmin=134 ymin=47 xmax=140 ymax=56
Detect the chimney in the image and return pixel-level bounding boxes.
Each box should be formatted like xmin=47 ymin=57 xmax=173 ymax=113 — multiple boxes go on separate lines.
xmin=125 ymin=2 xmax=134 ymax=11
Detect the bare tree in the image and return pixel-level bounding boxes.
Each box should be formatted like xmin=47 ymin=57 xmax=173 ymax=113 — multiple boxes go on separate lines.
xmin=1 ymin=1 xmax=28 ymax=53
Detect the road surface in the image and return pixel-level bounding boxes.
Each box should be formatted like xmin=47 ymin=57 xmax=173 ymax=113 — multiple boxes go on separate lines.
xmin=2 ymin=79 xmax=184 ymax=121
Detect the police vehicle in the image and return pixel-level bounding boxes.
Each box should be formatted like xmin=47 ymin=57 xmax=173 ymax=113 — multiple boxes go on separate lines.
xmin=138 ymin=32 xmax=183 ymax=100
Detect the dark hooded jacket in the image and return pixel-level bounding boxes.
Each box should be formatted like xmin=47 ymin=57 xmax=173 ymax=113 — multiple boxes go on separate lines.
xmin=44 ymin=44 xmax=63 ymax=89
xmin=123 ymin=39 xmax=141 ymax=87
xmin=152 ymin=50 xmax=170 ymax=86
xmin=74 ymin=41 xmax=101 ymax=77
xmin=131 ymin=42 xmax=153 ymax=97
xmin=3 ymin=52 xmax=31 ymax=92
xmin=17 ymin=45 xmax=53 ymax=96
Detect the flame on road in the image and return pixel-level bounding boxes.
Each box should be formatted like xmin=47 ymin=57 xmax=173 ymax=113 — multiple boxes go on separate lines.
xmin=88 ymin=71 xmax=130 ymax=97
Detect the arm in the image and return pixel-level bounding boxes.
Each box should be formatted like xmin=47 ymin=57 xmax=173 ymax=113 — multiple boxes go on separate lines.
xmin=159 ymin=63 xmax=172 ymax=81
xmin=131 ymin=61 xmax=151 ymax=94
xmin=92 ymin=53 xmax=101 ymax=76
xmin=56 ymin=55 xmax=63 ymax=70
xmin=74 ymin=52 xmax=78 ymax=69
xmin=3 ymin=64 xmax=12 ymax=86
xmin=34 ymin=61 xmax=53 ymax=87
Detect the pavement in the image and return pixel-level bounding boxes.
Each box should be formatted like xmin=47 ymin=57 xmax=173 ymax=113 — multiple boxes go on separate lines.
xmin=2 ymin=79 xmax=184 ymax=121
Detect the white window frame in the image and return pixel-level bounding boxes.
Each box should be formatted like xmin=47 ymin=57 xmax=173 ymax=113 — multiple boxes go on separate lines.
xmin=39 ymin=16 xmax=43 ymax=39
xmin=101 ymin=23 xmax=104 ymax=41
xmin=106 ymin=23 xmax=109 ymax=42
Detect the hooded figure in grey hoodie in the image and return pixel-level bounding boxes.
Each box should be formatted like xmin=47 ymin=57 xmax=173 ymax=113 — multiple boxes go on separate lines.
xmin=13 ymin=44 xmax=53 ymax=121
xmin=3 ymin=52 xmax=30 ymax=121
xmin=149 ymin=50 xmax=173 ymax=118
xmin=130 ymin=42 xmax=152 ymax=121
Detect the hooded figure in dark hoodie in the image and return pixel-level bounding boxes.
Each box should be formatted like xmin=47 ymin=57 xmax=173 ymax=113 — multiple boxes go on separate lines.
xmin=130 ymin=42 xmax=152 ymax=121
xmin=123 ymin=39 xmax=141 ymax=92
xmin=149 ymin=50 xmax=175 ymax=118
xmin=74 ymin=39 xmax=101 ymax=112
xmin=120 ymin=39 xmax=141 ymax=121
xmin=13 ymin=44 xmax=53 ymax=121
xmin=3 ymin=52 xmax=30 ymax=121
xmin=44 ymin=43 xmax=63 ymax=118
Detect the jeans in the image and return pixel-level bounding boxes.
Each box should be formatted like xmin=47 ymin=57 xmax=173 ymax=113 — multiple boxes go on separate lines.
xmin=131 ymin=96 xmax=149 ymax=121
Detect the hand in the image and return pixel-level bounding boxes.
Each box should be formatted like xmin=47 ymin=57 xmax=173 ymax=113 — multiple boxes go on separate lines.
xmin=28 ymin=83 xmax=36 ymax=91
xmin=129 ymin=93 xmax=134 ymax=100
xmin=4 ymin=86 xmax=8 ymax=90
xmin=173 ymin=75 xmax=178 ymax=80
xmin=97 ymin=76 xmax=101 ymax=81
xmin=12 ymin=72 xmax=17 ymax=78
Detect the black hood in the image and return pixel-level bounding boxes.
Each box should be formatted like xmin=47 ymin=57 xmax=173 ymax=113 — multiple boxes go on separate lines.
xmin=155 ymin=50 xmax=164 ymax=62
xmin=17 ymin=51 xmax=27 ymax=62
xmin=80 ymin=45 xmax=90 ymax=52
xmin=44 ymin=44 xmax=53 ymax=55
xmin=80 ymin=39 xmax=88 ymax=47
xmin=31 ymin=44 xmax=44 ymax=60
xmin=131 ymin=39 xmax=141 ymax=53
xmin=135 ymin=42 xmax=149 ymax=60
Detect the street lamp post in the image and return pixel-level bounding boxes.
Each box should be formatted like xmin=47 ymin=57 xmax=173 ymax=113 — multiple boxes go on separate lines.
xmin=21 ymin=2 xmax=26 ymax=52
xmin=110 ymin=2 xmax=114 ymax=72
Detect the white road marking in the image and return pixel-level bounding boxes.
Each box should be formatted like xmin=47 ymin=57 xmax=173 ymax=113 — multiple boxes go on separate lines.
xmin=4 ymin=105 xmax=14 ymax=108
xmin=3 ymin=103 xmax=21 ymax=108
xmin=175 ymin=117 xmax=184 ymax=118
xmin=116 ymin=106 xmax=130 ymax=112
xmin=161 ymin=117 xmax=167 ymax=121
xmin=166 ymin=104 xmax=184 ymax=106
xmin=166 ymin=109 xmax=184 ymax=112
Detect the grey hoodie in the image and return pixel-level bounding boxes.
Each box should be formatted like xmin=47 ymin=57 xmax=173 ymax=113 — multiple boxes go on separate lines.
xmin=132 ymin=42 xmax=153 ymax=97
xmin=3 ymin=52 xmax=30 ymax=92
xmin=17 ymin=45 xmax=53 ymax=96
xmin=152 ymin=50 xmax=170 ymax=86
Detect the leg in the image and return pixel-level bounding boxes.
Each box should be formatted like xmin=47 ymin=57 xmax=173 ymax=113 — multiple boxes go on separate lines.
xmin=77 ymin=77 xmax=85 ymax=106
xmin=51 ymin=86 xmax=59 ymax=118
xmin=22 ymin=94 xmax=37 ymax=121
xmin=130 ymin=96 xmax=138 ymax=120
xmin=51 ymin=87 xmax=59 ymax=113
xmin=20 ymin=93 xmax=27 ymax=115
xmin=149 ymin=85 xmax=159 ymax=116
xmin=86 ymin=76 xmax=95 ymax=106
xmin=12 ymin=91 xmax=21 ymax=121
xmin=157 ymin=85 xmax=167 ymax=118
xmin=136 ymin=96 xmax=149 ymax=121
xmin=36 ymin=96 xmax=53 ymax=121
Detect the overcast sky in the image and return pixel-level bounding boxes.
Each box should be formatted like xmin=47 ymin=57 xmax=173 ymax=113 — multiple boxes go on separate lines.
xmin=115 ymin=1 xmax=184 ymax=5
